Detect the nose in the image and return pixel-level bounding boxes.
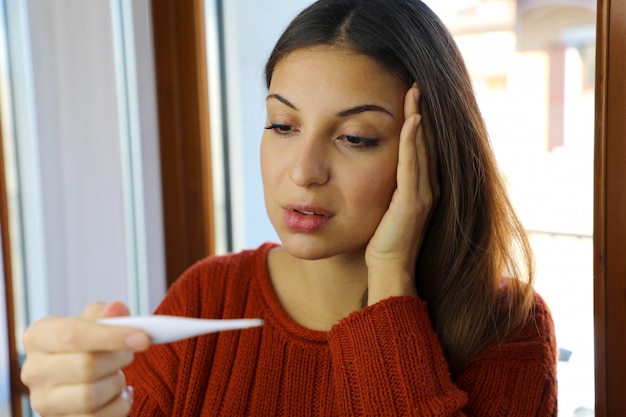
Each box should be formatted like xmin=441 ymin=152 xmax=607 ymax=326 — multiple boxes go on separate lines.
xmin=289 ymin=134 xmax=330 ymax=187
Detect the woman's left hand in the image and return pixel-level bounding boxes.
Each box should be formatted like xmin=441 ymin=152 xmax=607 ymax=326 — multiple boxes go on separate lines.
xmin=365 ymin=84 xmax=438 ymax=305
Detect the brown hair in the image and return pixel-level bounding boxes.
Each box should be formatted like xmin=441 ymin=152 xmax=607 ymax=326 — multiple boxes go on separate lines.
xmin=265 ymin=0 xmax=535 ymax=375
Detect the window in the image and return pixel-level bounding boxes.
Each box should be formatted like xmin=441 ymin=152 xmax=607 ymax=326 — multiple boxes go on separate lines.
xmin=0 ymin=1 xmax=165 ymax=414
xmin=430 ymin=1 xmax=596 ymax=414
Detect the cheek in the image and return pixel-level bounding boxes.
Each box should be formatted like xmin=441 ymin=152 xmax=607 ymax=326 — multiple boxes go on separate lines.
xmin=350 ymin=163 xmax=397 ymax=219
xmin=260 ymin=138 xmax=277 ymax=213
xmin=260 ymin=135 xmax=275 ymax=187
xmin=259 ymin=135 xmax=269 ymax=172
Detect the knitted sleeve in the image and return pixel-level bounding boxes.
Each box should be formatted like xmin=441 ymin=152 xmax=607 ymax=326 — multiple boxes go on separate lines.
xmin=327 ymin=294 xmax=557 ymax=417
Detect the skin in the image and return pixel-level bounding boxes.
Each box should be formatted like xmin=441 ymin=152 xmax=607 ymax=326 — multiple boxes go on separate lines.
xmin=263 ymin=46 xmax=434 ymax=330
xmin=21 ymin=301 xmax=150 ymax=416
xmin=19 ymin=45 xmax=434 ymax=416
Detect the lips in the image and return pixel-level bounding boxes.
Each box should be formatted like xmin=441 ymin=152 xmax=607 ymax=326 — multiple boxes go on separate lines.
xmin=283 ymin=204 xmax=332 ymax=233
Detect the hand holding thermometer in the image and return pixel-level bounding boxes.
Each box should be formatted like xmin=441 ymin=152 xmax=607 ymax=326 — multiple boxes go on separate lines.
xmin=99 ymin=315 xmax=263 ymax=344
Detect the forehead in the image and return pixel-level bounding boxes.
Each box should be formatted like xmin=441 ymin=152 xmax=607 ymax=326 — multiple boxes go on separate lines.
xmin=269 ymin=46 xmax=406 ymax=111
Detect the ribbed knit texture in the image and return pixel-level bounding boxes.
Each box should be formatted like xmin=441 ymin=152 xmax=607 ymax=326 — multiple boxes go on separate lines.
xmin=124 ymin=243 xmax=557 ymax=416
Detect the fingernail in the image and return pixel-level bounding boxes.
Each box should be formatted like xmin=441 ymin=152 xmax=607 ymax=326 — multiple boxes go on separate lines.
xmin=125 ymin=332 xmax=149 ymax=350
xmin=121 ymin=385 xmax=134 ymax=404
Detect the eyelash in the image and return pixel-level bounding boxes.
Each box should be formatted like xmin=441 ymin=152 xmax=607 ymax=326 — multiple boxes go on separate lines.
xmin=340 ymin=135 xmax=379 ymax=149
xmin=264 ymin=123 xmax=380 ymax=149
xmin=265 ymin=123 xmax=294 ymax=135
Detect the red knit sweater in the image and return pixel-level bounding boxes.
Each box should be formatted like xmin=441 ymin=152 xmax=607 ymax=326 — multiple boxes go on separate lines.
xmin=125 ymin=243 xmax=558 ymax=416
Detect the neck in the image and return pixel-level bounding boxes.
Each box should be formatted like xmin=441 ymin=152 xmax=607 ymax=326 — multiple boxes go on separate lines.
xmin=268 ymin=248 xmax=369 ymax=331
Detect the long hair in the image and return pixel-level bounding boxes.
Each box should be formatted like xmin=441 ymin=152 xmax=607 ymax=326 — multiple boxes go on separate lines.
xmin=264 ymin=0 xmax=535 ymax=376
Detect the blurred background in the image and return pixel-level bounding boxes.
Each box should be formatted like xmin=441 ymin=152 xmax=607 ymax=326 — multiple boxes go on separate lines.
xmin=0 ymin=0 xmax=597 ymax=415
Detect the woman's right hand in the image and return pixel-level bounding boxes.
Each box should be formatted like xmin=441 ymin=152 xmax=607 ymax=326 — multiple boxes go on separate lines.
xmin=21 ymin=301 xmax=150 ymax=416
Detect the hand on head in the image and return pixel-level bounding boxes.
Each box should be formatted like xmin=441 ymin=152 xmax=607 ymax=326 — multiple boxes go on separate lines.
xmin=365 ymin=84 xmax=439 ymax=305
xmin=21 ymin=301 xmax=150 ymax=416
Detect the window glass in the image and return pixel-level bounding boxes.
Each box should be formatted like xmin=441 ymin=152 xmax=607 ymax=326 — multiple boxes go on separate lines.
xmin=0 ymin=1 xmax=165 ymax=414
xmin=429 ymin=1 xmax=595 ymax=415
xmin=214 ymin=0 xmax=311 ymax=252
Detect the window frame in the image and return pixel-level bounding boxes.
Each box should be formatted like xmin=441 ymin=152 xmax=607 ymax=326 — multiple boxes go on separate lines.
xmin=594 ymin=0 xmax=626 ymax=415
xmin=150 ymin=0 xmax=215 ymax=287
xmin=0 ymin=111 xmax=23 ymax=417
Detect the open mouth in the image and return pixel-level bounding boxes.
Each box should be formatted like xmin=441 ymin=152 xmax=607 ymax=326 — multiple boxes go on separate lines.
xmin=293 ymin=209 xmax=326 ymax=216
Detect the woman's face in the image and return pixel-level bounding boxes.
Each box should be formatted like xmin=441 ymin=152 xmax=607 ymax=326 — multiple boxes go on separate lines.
xmin=261 ymin=46 xmax=407 ymax=261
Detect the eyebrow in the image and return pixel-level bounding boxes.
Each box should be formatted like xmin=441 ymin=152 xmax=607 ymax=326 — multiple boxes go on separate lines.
xmin=267 ymin=94 xmax=297 ymax=110
xmin=266 ymin=93 xmax=396 ymax=119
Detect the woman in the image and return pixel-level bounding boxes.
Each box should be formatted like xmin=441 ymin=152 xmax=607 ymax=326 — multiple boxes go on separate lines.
xmin=21 ymin=0 xmax=557 ymax=415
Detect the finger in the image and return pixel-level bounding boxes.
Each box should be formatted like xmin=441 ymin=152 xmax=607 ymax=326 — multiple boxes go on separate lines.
xmin=414 ymin=114 xmax=433 ymax=202
xmin=79 ymin=302 xmax=108 ymax=320
xmin=396 ymin=113 xmax=421 ymax=193
xmin=21 ymin=349 xmax=134 ymax=387
xmin=23 ymin=315 xmax=150 ymax=354
xmin=80 ymin=301 xmax=130 ymax=321
xmin=101 ymin=301 xmax=132 ymax=319
xmin=397 ymin=84 xmax=422 ymax=194
xmin=404 ymin=82 xmax=419 ymax=120
xmin=30 ymin=370 xmax=129 ymax=416
xmin=32 ymin=398 xmax=134 ymax=417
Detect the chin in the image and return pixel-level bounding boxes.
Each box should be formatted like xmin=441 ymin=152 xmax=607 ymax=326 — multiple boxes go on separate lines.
xmin=280 ymin=240 xmax=332 ymax=261
xmin=278 ymin=234 xmax=366 ymax=262
xmin=270 ymin=216 xmax=369 ymax=261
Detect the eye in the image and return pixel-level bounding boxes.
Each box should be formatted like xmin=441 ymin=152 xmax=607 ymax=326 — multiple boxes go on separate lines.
xmin=264 ymin=123 xmax=297 ymax=136
xmin=338 ymin=134 xmax=379 ymax=149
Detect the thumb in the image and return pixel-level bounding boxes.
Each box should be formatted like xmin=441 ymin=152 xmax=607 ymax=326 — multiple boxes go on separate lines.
xmin=78 ymin=301 xmax=150 ymax=352
xmin=101 ymin=301 xmax=131 ymax=318
xmin=80 ymin=301 xmax=131 ymax=320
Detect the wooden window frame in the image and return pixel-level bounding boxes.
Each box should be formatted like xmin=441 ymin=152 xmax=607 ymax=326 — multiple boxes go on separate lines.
xmin=0 ymin=111 xmax=23 ymax=417
xmin=594 ymin=0 xmax=626 ymax=415
xmin=150 ymin=0 xmax=215 ymax=287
